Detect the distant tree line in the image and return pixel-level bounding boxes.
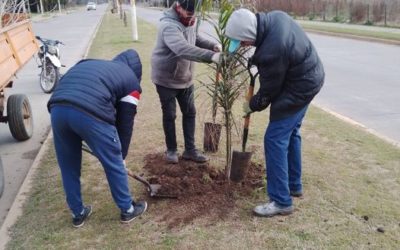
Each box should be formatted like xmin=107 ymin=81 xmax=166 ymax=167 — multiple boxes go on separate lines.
xmin=244 ymin=0 xmax=400 ymax=27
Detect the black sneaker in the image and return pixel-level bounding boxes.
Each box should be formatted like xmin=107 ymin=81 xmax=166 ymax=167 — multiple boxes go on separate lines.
xmin=72 ymin=205 xmax=92 ymax=228
xmin=120 ymin=201 xmax=148 ymax=224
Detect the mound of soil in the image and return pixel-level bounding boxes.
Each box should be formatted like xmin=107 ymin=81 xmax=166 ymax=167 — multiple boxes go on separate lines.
xmin=142 ymin=153 xmax=265 ymax=228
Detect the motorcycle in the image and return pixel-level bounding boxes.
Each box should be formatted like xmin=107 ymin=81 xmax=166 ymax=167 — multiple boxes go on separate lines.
xmin=35 ymin=36 xmax=65 ymax=93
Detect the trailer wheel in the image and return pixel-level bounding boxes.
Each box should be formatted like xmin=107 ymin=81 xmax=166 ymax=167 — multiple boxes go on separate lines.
xmin=0 ymin=156 xmax=4 ymax=198
xmin=7 ymin=94 xmax=33 ymax=141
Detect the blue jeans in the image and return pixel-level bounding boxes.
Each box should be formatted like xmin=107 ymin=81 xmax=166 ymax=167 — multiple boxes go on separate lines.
xmin=264 ymin=106 xmax=308 ymax=207
xmin=51 ymin=105 xmax=133 ymax=216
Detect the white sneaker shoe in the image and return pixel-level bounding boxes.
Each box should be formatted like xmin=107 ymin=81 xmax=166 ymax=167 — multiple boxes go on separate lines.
xmin=253 ymin=201 xmax=293 ymax=217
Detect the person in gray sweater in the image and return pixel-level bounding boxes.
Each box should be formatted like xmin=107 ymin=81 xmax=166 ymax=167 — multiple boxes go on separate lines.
xmin=151 ymin=0 xmax=220 ymax=164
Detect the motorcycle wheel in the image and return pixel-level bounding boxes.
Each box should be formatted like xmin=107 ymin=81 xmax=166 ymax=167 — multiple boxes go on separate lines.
xmin=40 ymin=59 xmax=60 ymax=94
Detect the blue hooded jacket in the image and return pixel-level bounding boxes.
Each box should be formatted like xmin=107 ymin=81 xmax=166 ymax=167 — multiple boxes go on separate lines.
xmin=48 ymin=49 xmax=142 ymax=158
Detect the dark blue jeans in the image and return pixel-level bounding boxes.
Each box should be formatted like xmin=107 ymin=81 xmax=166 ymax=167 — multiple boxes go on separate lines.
xmin=51 ymin=105 xmax=133 ymax=216
xmin=156 ymin=85 xmax=196 ymax=152
xmin=264 ymin=105 xmax=308 ymax=207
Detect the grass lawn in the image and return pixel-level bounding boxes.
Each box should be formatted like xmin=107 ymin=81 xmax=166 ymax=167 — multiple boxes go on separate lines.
xmin=298 ymin=21 xmax=400 ymax=44
xmin=5 ymin=10 xmax=400 ymax=249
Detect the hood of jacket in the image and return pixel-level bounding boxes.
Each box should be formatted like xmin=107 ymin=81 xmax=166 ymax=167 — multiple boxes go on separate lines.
xmin=113 ymin=49 xmax=142 ymax=82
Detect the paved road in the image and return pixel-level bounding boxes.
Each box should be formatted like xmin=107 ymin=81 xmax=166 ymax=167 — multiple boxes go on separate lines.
xmin=135 ymin=6 xmax=400 ymax=146
xmin=0 ymin=4 xmax=107 ymax=226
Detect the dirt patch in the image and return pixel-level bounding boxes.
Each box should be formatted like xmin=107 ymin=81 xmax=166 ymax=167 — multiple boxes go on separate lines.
xmin=142 ymin=153 xmax=265 ymax=228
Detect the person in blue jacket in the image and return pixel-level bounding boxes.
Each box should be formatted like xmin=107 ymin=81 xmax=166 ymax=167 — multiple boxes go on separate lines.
xmin=225 ymin=9 xmax=325 ymax=217
xmin=47 ymin=49 xmax=147 ymax=227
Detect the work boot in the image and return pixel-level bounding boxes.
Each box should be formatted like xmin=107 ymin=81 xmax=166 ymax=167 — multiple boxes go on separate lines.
xmin=253 ymin=201 xmax=293 ymax=217
xmin=182 ymin=149 xmax=208 ymax=163
xmin=290 ymin=190 xmax=303 ymax=198
xmin=165 ymin=150 xmax=178 ymax=164
xmin=120 ymin=201 xmax=148 ymax=224
xmin=72 ymin=205 xmax=92 ymax=228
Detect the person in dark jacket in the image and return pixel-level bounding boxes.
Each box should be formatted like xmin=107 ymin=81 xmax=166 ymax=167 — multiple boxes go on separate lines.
xmin=225 ymin=9 xmax=325 ymax=217
xmin=151 ymin=0 xmax=221 ymax=164
xmin=47 ymin=49 xmax=147 ymax=227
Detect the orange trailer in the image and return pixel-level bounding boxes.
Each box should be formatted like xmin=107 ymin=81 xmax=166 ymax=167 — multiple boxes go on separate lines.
xmin=0 ymin=20 xmax=39 ymax=141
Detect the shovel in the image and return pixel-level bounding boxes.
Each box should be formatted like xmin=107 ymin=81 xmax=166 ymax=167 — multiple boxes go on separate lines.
xmin=230 ymin=63 xmax=259 ymax=182
xmin=82 ymin=144 xmax=177 ymax=199
xmin=242 ymin=64 xmax=259 ymax=152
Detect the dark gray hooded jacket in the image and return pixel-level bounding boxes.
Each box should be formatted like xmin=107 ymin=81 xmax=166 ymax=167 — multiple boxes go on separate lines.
xmin=250 ymin=11 xmax=325 ymax=120
xmin=151 ymin=3 xmax=216 ymax=89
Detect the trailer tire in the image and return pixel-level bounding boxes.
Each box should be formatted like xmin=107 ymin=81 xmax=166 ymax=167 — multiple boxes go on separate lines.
xmin=7 ymin=94 xmax=33 ymax=141
xmin=0 ymin=156 xmax=4 ymax=198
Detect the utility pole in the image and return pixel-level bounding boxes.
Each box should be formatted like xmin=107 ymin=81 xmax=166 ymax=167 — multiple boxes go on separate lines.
xmin=116 ymin=0 xmax=120 ymax=15
xmin=39 ymin=0 xmax=44 ymax=14
xmin=131 ymin=0 xmax=138 ymax=41
xmin=57 ymin=0 xmax=62 ymax=14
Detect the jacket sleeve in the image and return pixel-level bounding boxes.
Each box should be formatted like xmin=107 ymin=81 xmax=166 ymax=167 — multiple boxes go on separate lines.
xmin=249 ymin=52 xmax=288 ymax=112
xmin=163 ymin=26 xmax=214 ymax=63
xmin=195 ymin=34 xmax=216 ymax=51
xmin=115 ymin=90 xmax=140 ymax=159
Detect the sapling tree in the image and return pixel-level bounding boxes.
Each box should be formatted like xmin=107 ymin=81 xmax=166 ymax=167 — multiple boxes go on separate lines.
xmin=200 ymin=0 xmax=250 ymax=179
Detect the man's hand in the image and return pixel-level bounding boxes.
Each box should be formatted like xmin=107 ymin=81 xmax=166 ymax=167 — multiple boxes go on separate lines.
xmin=213 ymin=44 xmax=222 ymax=52
xmin=211 ymin=52 xmax=221 ymax=64
xmin=243 ymin=101 xmax=253 ymax=117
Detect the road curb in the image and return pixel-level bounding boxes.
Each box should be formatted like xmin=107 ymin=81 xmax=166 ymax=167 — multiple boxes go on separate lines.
xmin=313 ymin=103 xmax=400 ymax=148
xmin=304 ymin=28 xmax=400 ymax=46
xmin=83 ymin=7 xmax=105 ymax=59
xmin=0 ymin=131 xmax=53 ymax=250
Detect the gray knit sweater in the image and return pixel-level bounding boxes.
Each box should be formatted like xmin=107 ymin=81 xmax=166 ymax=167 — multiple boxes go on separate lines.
xmin=151 ymin=5 xmax=216 ymax=89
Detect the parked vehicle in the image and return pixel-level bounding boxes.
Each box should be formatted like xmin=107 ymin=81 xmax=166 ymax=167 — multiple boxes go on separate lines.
xmin=35 ymin=36 xmax=64 ymax=93
xmin=0 ymin=20 xmax=38 ymax=141
xmin=87 ymin=2 xmax=97 ymax=11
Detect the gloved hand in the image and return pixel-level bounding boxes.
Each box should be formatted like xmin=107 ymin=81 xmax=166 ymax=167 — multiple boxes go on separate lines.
xmin=242 ymin=101 xmax=253 ymax=117
xmin=213 ymin=44 xmax=222 ymax=52
xmin=211 ymin=52 xmax=221 ymax=64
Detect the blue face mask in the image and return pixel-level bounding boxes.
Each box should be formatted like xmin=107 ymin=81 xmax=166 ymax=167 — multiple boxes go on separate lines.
xmin=228 ymin=39 xmax=240 ymax=53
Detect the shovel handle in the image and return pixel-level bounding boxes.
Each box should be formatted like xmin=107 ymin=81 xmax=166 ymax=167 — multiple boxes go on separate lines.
xmin=129 ymin=172 xmax=150 ymax=186
xmin=242 ymin=69 xmax=258 ymax=152
xmin=82 ymin=144 xmax=151 ymax=187
xmin=243 ymin=84 xmax=254 ymax=128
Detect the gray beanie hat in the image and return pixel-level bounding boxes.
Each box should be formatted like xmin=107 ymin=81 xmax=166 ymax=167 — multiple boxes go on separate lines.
xmin=225 ymin=9 xmax=257 ymax=52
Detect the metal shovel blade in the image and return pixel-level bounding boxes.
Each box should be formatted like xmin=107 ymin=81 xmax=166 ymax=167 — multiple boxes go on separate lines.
xmin=81 ymin=144 xmax=177 ymax=198
xmin=131 ymin=174 xmax=177 ymax=199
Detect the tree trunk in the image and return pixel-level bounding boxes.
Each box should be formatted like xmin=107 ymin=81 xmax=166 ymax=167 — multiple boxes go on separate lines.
xmin=224 ymin=110 xmax=232 ymax=180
